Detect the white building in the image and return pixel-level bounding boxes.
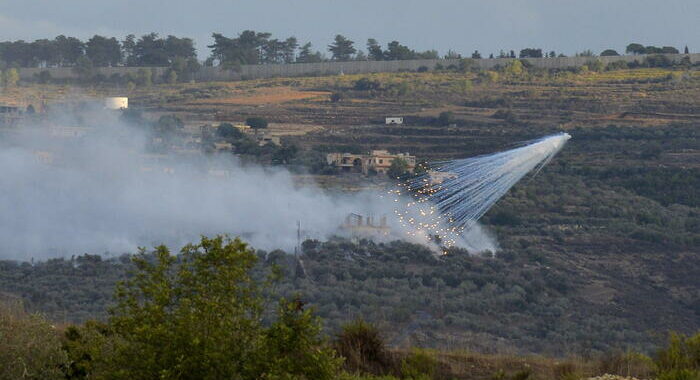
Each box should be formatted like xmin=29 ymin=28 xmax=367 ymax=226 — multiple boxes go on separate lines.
xmin=104 ymin=97 xmax=128 ymax=110
xmin=385 ymin=117 xmax=403 ymax=125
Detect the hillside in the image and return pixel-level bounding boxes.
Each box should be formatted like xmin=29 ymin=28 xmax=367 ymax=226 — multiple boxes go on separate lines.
xmin=1 ymin=64 xmax=699 ymax=355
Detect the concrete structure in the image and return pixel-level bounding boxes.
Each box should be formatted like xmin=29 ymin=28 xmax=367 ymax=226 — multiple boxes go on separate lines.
xmin=385 ymin=117 xmax=404 ymax=125
xmin=18 ymin=53 xmax=700 ymax=82
xmin=104 ymin=97 xmax=128 ymax=110
xmin=33 ymin=151 xmax=54 ymax=165
xmin=49 ymin=126 xmax=89 ymax=138
xmin=327 ymin=150 xmax=416 ymax=175
xmin=213 ymin=141 xmax=233 ymax=152
xmin=0 ymin=105 xmax=22 ymax=127
xmin=340 ymin=213 xmax=391 ymax=238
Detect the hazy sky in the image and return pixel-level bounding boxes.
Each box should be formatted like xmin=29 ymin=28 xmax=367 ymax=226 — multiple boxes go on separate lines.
xmin=0 ymin=0 xmax=698 ymax=58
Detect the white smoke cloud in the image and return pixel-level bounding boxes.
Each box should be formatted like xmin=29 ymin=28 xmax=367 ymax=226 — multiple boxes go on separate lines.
xmin=0 ymin=108 xmax=500 ymax=260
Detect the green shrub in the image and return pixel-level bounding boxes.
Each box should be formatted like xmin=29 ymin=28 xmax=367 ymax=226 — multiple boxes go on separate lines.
xmin=335 ymin=319 xmax=391 ymax=375
xmin=246 ymin=116 xmax=268 ymax=129
xmin=0 ymin=303 xmax=67 ymax=380
xmin=656 ymin=332 xmax=700 ymax=380
xmin=400 ymin=349 xmax=438 ymax=379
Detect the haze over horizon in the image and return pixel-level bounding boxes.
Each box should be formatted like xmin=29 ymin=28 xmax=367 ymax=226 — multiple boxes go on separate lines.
xmin=0 ymin=0 xmax=698 ymax=59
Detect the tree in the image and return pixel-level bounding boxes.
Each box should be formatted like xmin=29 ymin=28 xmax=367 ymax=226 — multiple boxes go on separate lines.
xmin=471 ymin=50 xmax=482 ymax=59
xmin=88 ymin=236 xmax=340 ymax=379
xmin=166 ymin=69 xmax=178 ymax=84
xmin=328 ymin=34 xmax=356 ymax=61
xmin=85 ymin=35 xmax=122 ymax=66
xmin=217 ymin=122 xmax=243 ymax=140
xmin=169 ymin=56 xmax=200 ymax=82
xmin=685 ymin=46 xmax=690 ymax=54
xmin=504 ymin=59 xmax=524 ymax=77
xmin=164 ymin=35 xmax=197 ymax=61
xmin=121 ymin=34 xmax=137 ymax=65
xmin=262 ymin=38 xmax=286 ymax=63
xmin=72 ymin=56 xmax=95 ymax=81
xmin=519 ymin=48 xmax=543 ymax=58
xmin=385 ymin=41 xmax=414 ymax=60
xmin=136 ymin=67 xmax=152 ymax=86
xmin=330 ymin=92 xmax=344 ymax=103
xmin=626 ymin=43 xmax=646 ymax=55
xmin=297 ymin=42 xmax=323 ymax=63
xmin=367 ymin=38 xmax=384 ymax=60
xmin=437 ymin=111 xmax=455 ymax=126
xmin=282 ymin=37 xmax=298 ymax=63
xmin=661 ymin=46 xmax=680 ymax=54
xmin=53 ymin=35 xmax=84 ymax=66
xmin=2 ymin=68 xmax=19 ymax=87
xmin=246 ymin=116 xmax=268 ymax=129
xmin=256 ymin=297 xmax=341 ymax=378
xmin=155 ymin=115 xmax=184 ymax=136
xmin=444 ymin=50 xmax=461 ymax=59
xmin=387 ymin=157 xmax=409 ymax=178
xmin=601 ymin=49 xmax=620 ymax=56
xmin=208 ymin=30 xmax=272 ymax=67
xmin=354 ymin=77 xmax=381 ymax=91
xmin=272 ymin=145 xmax=299 ymax=165
xmin=133 ymin=33 xmax=169 ymax=65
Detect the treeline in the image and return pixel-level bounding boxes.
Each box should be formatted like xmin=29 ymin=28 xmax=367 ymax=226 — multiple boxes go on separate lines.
xmin=0 ymin=31 xmax=692 ymax=70
xmin=0 ymin=33 xmax=197 ymax=68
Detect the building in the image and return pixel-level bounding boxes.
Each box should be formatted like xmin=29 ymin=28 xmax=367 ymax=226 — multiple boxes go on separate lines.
xmin=366 ymin=150 xmax=416 ymax=174
xmin=33 ymin=151 xmax=54 ymax=165
xmin=104 ymin=97 xmax=128 ymax=110
xmin=327 ymin=150 xmax=416 ymax=175
xmin=250 ymin=129 xmax=281 ymax=146
xmin=213 ymin=141 xmax=233 ymax=152
xmin=385 ymin=117 xmax=404 ymax=125
xmin=0 ymin=105 xmax=22 ymax=127
xmin=339 ymin=213 xmax=391 ymax=237
xmin=326 ymin=153 xmax=364 ymax=172
xmin=49 ymin=126 xmax=89 ymax=138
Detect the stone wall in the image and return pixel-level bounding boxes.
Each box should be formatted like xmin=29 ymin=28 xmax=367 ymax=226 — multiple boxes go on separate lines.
xmin=18 ymin=53 xmax=700 ymax=82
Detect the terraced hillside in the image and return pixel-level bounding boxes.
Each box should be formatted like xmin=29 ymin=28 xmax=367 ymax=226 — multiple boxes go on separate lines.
xmin=1 ymin=66 xmax=698 ymax=354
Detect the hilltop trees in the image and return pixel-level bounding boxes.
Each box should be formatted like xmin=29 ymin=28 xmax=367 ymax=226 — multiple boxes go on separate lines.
xmin=601 ymin=49 xmax=620 ymax=56
xmin=0 ymin=33 xmax=195 ymax=69
xmin=626 ymin=43 xmax=680 ymax=55
xmin=328 ymin=34 xmax=356 ymax=61
xmin=297 ymin=42 xmax=323 ymax=63
xmin=85 ymin=35 xmax=121 ymax=66
xmin=367 ymin=38 xmax=384 ymax=60
xmin=208 ymin=30 xmax=302 ymax=67
xmin=519 ymin=48 xmax=543 ymax=58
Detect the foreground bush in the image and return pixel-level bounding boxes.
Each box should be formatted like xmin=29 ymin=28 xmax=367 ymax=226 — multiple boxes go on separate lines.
xmin=335 ymin=319 xmax=393 ymax=375
xmin=0 ymin=302 xmax=67 ymax=380
xmin=64 ymin=236 xmax=340 ymax=379
xmin=655 ymin=332 xmax=700 ymax=380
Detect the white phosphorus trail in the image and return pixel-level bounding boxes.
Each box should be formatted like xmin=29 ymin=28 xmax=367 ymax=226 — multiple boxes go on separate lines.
xmin=392 ymin=133 xmax=571 ymax=251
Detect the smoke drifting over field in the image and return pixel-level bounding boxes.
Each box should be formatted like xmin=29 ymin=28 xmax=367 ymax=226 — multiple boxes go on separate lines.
xmin=0 ymin=110 xmax=500 ymax=260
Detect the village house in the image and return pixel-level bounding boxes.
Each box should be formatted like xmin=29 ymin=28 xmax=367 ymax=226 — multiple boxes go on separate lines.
xmin=326 ymin=150 xmax=416 ymax=175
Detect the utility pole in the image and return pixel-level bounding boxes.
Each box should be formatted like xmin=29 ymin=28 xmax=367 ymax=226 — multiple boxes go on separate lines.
xmin=295 ymin=220 xmax=301 ymax=256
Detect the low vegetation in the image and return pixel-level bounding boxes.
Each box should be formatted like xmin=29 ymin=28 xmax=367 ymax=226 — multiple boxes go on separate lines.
xmin=1 ymin=235 xmax=699 ymax=379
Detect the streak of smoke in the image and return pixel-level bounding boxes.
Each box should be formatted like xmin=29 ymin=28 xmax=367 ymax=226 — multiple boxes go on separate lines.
xmin=0 ymin=110 xmax=402 ymax=260
xmin=394 ymin=133 xmax=571 ymax=251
